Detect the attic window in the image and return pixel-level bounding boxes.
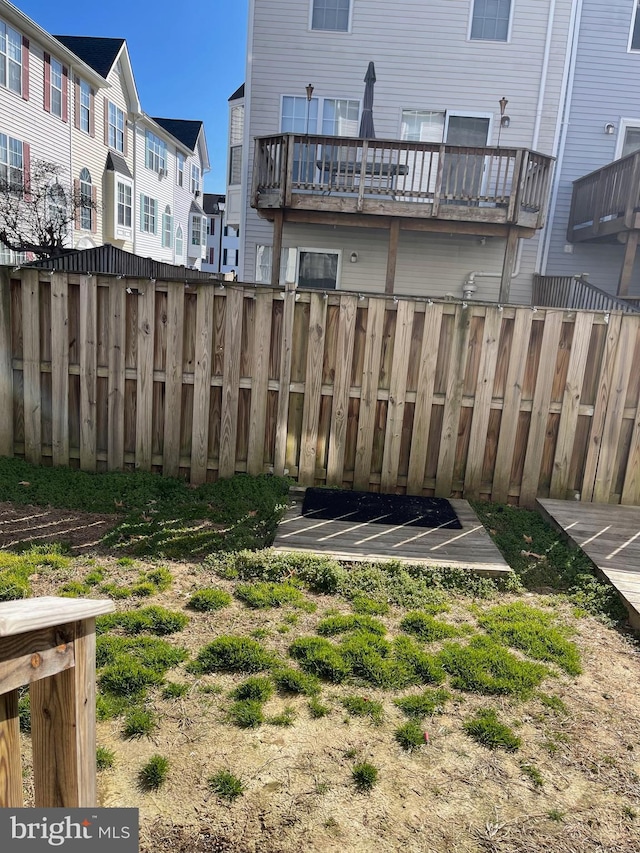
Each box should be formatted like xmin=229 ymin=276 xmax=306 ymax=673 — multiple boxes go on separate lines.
xmin=311 ymin=0 xmax=350 ymax=31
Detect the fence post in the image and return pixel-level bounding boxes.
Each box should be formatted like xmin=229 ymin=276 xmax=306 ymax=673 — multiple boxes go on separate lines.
xmin=0 ymin=267 xmax=13 ymax=458
xmin=0 ymin=597 xmax=114 ymax=808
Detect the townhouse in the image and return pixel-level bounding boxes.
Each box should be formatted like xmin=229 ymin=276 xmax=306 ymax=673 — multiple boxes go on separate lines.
xmin=0 ymin=1 xmax=209 ymax=268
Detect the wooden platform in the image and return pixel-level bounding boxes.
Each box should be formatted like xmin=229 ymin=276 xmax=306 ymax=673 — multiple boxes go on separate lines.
xmin=273 ymin=493 xmax=511 ymax=576
xmin=538 ymin=499 xmax=640 ymax=627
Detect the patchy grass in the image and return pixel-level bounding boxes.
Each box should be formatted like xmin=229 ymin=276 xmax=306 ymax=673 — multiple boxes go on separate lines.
xmin=228 ymin=699 xmax=264 ymax=729
xmin=341 ymin=695 xmax=384 ymax=725
xmin=162 ymin=682 xmax=189 ymax=700
xmin=231 ymin=676 xmax=274 ymax=702
xmin=188 ymin=636 xmax=275 ymax=675
xmin=352 ymin=762 xmax=379 ymax=792
xmin=394 ymin=688 xmax=450 ymax=718
xmin=399 ymin=611 xmax=462 ymax=642
xmin=439 ymin=636 xmax=548 ymax=697
xmin=521 ymin=761 xmax=544 ymax=788
xmin=316 ymin=614 xmax=386 ymax=637
xmin=267 ymin=706 xmax=296 ymax=727
xmin=394 ymin=720 xmax=427 ymax=751
xmin=235 ymin=581 xmax=316 ymax=611
xmin=96 ymin=746 xmax=115 ymax=771
xmin=477 ymin=602 xmax=582 ymax=675
xmin=208 ymin=771 xmax=244 ymax=801
xmin=272 ymin=667 xmax=320 ymax=696
xmin=138 ymin=755 xmax=170 ymax=791
xmin=463 ymin=708 xmax=521 ymax=752
xmin=97 ymin=606 xmax=189 ymax=636
xmin=0 ymin=546 xmax=70 ymax=601
xmin=187 ymin=588 xmax=232 ymax=612
xmin=289 ymin=637 xmax=351 ymax=683
xmin=308 ymin=697 xmax=331 ymax=718
xmin=350 ymin=595 xmax=390 ymax=616
xmin=209 ymin=549 xmax=343 ymax=594
xmin=122 ymin=708 xmax=157 ymax=739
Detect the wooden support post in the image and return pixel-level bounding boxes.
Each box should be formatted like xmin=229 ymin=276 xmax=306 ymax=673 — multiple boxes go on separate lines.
xmin=0 ymin=267 xmax=13 ymax=458
xmin=499 ymin=228 xmax=519 ymax=303
xmin=0 ymin=597 xmax=114 ymax=809
xmin=271 ymin=211 xmax=284 ymax=287
xmin=385 ymin=218 xmax=400 ymax=295
xmin=618 ymin=231 xmax=639 ymax=297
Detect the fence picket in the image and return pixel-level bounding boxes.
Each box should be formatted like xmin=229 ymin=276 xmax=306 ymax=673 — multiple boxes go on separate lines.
xmin=219 ymin=288 xmax=243 ymax=478
xmin=353 ymin=298 xmax=385 ymax=491
xmin=247 ymin=289 xmax=273 ymax=475
xmin=381 ymin=300 xmax=414 ymax=491
xmin=21 ymin=270 xmax=41 ymax=465
xmin=162 ymin=283 xmax=184 ymax=477
xmin=327 ymin=294 xmax=358 ymax=486
xmin=298 ymin=292 xmax=327 ymax=485
xmin=50 ymin=273 xmax=69 ymax=466
xmin=135 ymin=282 xmax=155 ymax=472
xmin=190 ymin=285 xmax=214 ymax=484
xmin=0 ymin=269 xmax=14 ymax=458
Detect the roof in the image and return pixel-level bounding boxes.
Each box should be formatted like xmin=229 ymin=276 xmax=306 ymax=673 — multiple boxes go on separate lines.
xmin=229 ymin=83 xmax=245 ymax=101
xmin=26 ymin=245 xmax=221 ymax=281
xmin=152 ymin=118 xmax=203 ymax=152
xmin=54 ymin=36 xmax=125 ymax=79
xmin=105 ymin=151 xmax=132 ymax=179
xmin=203 ymin=193 xmax=225 ymax=214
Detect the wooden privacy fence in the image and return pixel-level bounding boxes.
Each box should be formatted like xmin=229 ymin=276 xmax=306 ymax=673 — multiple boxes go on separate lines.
xmin=2 ymin=267 xmax=640 ymax=508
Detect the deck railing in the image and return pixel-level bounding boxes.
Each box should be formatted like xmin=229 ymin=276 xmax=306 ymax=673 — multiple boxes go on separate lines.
xmin=568 ymin=151 xmax=640 ymax=240
xmin=532 ymin=274 xmax=640 ymax=313
xmin=253 ymin=134 xmax=553 ymax=227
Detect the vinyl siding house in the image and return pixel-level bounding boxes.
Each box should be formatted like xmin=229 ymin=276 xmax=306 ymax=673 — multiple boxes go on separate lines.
xmin=539 ymin=0 xmax=640 ymax=305
xmin=202 ymin=192 xmax=225 ymax=272
xmin=239 ymin=0 xmax=574 ymax=303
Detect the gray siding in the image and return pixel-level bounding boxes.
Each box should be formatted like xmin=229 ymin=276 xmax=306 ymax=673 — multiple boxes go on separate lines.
xmin=543 ymin=0 xmax=640 ymax=297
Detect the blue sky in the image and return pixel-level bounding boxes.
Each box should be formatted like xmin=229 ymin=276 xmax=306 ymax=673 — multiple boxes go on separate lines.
xmin=16 ymin=0 xmax=248 ymax=193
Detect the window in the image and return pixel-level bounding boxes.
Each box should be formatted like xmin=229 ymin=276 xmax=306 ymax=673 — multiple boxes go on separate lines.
xmin=229 ymin=146 xmax=242 ymax=184
xmin=298 ymin=249 xmax=340 ymax=289
xmin=79 ymin=168 xmax=92 ymax=230
xmin=176 ymin=152 xmax=184 ymax=186
xmin=79 ymin=80 xmax=91 ymax=133
xmin=470 ymin=0 xmax=511 ymax=41
xmin=109 ymin=102 xmax=125 ymax=152
xmin=0 ymin=20 xmax=22 ymax=95
xmin=401 ymin=110 xmax=445 ymax=142
xmin=208 ymin=247 xmax=215 ymax=266
xmin=631 ymin=3 xmax=640 ymax=50
xmin=140 ymin=194 xmax=157 ymax=233
xmin=255 ymin=246 xmax=272 ymax=282
xmin=223 ymin=248 xmax=239 ymax=267
xmin=175 ymin=225 xmax=183 ymax=257
xmin=47 ymin=183 xmax=66 ymax=226
xmin=117 ymin=181 xmax=132 ymax=228
xmin=191 ymin=215 xmax=202 ymax=246
xmin=224 ymin=225 xmax=238 ymax=238
xmin=321 ymin=98 xmax=359 ymax=136
xmin=209 ymin=217 xmax=216 ymax=235
xmin=162 ymin=205 xmax=173 ymax=248
xmin=0 ymin=133 xmax=24 ymax=190
xmin=282 ymin=95 xmax=319 ymax=133
xmin=191 ymin=164 xmax=200 ymax=194
xmin=145 ymin=130 xmax=166 ymax=172
xmin=311 ymin=0 xmax=350 ymax=31
xmin=50 ymin=57 xmax=63 ymax=117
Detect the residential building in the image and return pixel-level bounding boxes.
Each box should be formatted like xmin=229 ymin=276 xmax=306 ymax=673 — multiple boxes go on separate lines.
xmin=237 ymin=0 xmax=574 ymax=303
xmin=0 ymin=1 xmax=209 ymax=267
xmin=202 ymin=193 xmax=224 ymax=272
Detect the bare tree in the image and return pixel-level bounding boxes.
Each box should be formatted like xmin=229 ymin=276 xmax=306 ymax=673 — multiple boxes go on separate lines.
xmin=0 ymin=159 xmax=86 ymax=260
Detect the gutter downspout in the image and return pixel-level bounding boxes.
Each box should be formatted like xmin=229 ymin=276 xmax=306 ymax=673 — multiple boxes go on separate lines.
xmin=538 ymin=0 xmax=584 ymax=274
xmin=239 ymin=0 xmax=255 ymax=281
xmin=132 ymin=115 xmax=137 ymax=256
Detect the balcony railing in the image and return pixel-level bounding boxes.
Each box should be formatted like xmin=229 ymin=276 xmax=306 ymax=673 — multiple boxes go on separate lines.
xmin=252 ymin=134 xmax=553 ymax=230
xmin=568 ymin=151 xmax=640 ymax=242
xmin=532 ymin=274 xmax=640 ymax=313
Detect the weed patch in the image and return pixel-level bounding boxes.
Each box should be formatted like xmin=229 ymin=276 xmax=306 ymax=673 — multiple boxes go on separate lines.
xmin=189 ymin=636 xmax=275 ymax=675
xmin=97 ymin=606 xmax=188 ymax=636
xmin=272 ymin=667 xmax=320 ymax=696
xmin=231 ymin=676 xmax=274 ymax=702
xmin=0 ymin=546 xmax=70 ymax=601
xmin=521 ymin=761 xmax=544 ymax=787
xmin=267 ymin=707 xmax=296 ymax=726
xmin=235 ymin=581 xmax=315 ymax=611
xmin=96 ymin=746 xmax=115 ymax=771
xmin=187 ymin=588 xmax=232 ymax=612
xmin=341 ymin=696 xmax=384 ymax=725
xmin=439 ymin=636 xmax=548 ymax=697
xmin=317 ymin=614 xmax=386 ymax=637
xmin=399 ymin=611 xmax=462 ymax=642
xmin=308 ymin=697 xmax=330 ymax=718
xmin=289 ymin=637 xmax=350 ymax=683
xmin=351 ymin=596 xmax=390 ymax=616
xmin=394 ymin=688 xmax=450 ymax=718
xmin=352 ymin=762 xmax=378 ymax=792
xmin=208 ymin=770 xmax=244 ymax=800
xmin=138 ymin=755 xmax=169 ymax=791
xmin=538 ymin=693 xmax=568 ymax=715
xmin=209 ymin=549 xmax=343 ymax=594
xmin=394 ymin=720 xmax=427 ymax=751
xmin=228 ymin=699 xmax=264 ymax=728
xmin=122 ymin=707 xmax=157 ymax=739
xmin=162 ymin=682 xmax=189 ymax=700
xmin=463 ymin=708 xmax=521 ymax=751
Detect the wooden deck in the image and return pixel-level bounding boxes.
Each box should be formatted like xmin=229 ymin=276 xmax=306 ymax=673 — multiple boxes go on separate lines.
xmin=273 ymin=493 xmax=510 ymax=576
xmin=538 ymin=499 xmax=640 ymax=627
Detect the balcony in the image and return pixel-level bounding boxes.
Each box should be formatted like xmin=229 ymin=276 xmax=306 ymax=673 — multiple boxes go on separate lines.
xmin=252 ymin=134 xmax=553 ymax=232
xmin=567 ymin=151 xmax=640 ymax=244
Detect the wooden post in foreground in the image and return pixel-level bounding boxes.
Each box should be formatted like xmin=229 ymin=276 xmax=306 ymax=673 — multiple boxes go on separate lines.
xmin=0 ymin=596 xmax=114 ymax=808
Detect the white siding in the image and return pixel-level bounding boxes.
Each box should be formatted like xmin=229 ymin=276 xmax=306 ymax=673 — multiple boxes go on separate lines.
xmin=133 ymin=119 xmax=176 ymax=262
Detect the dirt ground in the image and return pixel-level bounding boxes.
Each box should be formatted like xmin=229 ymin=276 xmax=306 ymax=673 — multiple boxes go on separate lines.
xmin=0 ymin=501 xmax=117 ymax=551
xmin=12 ymin=510 xmax=640 ymax=853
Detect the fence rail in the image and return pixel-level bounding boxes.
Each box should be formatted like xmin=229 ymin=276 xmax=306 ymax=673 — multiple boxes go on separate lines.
xmin=532 ymin=274 xmax=640 ymax=314
xmin=253 ymin=134 xmax=553 ymax=228
xmin=2 ymin=268 xmax=640 ymax=508
xmin=568 ymin=151 xmax=640 ymax=241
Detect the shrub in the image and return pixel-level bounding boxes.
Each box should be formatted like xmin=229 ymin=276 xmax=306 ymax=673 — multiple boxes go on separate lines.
xmin=122 ymin=708 xmax=157 ymax=739
xmin=478 ymin=602 xmax=581 ymax=675
xmin=187 ymin=588 xmax=232 ymax=612
xmin=138 ymin=755 xmax=169 ymax=791
xmin=352 ymin=762 xmax=379 ymax=792
xmin=228 ymin=699 xmax=264 ymax=728
xmin=288 ymin=637 xmax=350 ymax=683
xmin=208 ymin=770 xmax=244 ymax=800
xmin=341 ymin=696 xmax=384 ymax=725
xmin=399 ymin=611 xmax=461 ymax=642
xmin=162 ymin=682 xmax=189 ymax=700
xmin=463 ymin=708 xmax=521 ymax=751
xmin=189 ymin=636 xmax=274 ymax=675
xmin=96 ymin=746 xmax=115 ymax=771
xmin=394 ymin=688 xmax=450 ymax=718
xmin=273 ymin=667 xmax=320 ymax=696
xmin=439 ymin=636 xmax=548 ymax=697
xmin=235 ymin=581 xmax=315 ymax=611
xmin=317 ymin=614 xmax=386 ymax=637
xmin=394 ymin=720 xmax=427 ymax=751
xmin=231 ymin=676 xmax=274 ymax=702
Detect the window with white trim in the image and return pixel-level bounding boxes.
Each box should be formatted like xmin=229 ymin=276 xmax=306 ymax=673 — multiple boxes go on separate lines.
xmin=191 ymin=214 xmax=203 ymax=246
xmin=162 ymin=205 xmax=173 ymax=248
xmin=79 ymin=80 xmax=91 ymax=133
xmin=230 ymin=105 xmax=244 ymax=145
xmin=630 ymin=2 xmax=640 ymax=50
xmin=281 ymin=96 xmax=359 ymax=136
xmin=282 ymin=95 xmax=319 ymax=133
xmin=229 ymin=146 xmax=242 ymax=184
xmin=298 ymin=249 xmax=341 ymax=289
xmin=0 ymin=133 xmax=23 ymax=190
xmin=47 ymin=183 xmax=66 ymax=226
xmin=0 ymin=20 xmax=22 ymax=95
xmin=50 ymin=57 xmax=63 ymax=117
xmin=470 ymin=0 xmax=511 ymax=41
xmin=117 ymin=181 xmax=132 ymax=228
xmin=255 ymin=245 xmax=272 ymax=282
xmin=108 ymin=102 xmax=124 ymax=152
xmin=175 ymin=225 xmax=183 ymax=257
xmin=140 ymin=194 xmax=156 ymax=233
xmin=176 ymin=152 xmax=184 ymax=186
xmin=145 ymin=130 xmax=166 ymax=172
xmin=191 ymin=163 xmax=200 ymax=194
xmin=400 ymin=110 xmax=445 ymax=142
xmin=311 ymin=0 xmax=350 ymax=31
xmin=223 ymin=248 xmax=239 ymax=267
xmin=79 ymin=168 xmax=92 ymax=231
xmin=321 ymin=98 xmax=359 ymax=136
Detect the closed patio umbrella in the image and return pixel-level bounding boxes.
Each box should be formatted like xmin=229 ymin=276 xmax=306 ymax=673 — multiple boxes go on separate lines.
xmin=359 ymin=61 xmax=376 ymax=139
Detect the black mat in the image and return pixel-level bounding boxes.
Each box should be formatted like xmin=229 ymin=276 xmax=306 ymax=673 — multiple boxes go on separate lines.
xmin=301 ymin=488 xmax=462 ymax=529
